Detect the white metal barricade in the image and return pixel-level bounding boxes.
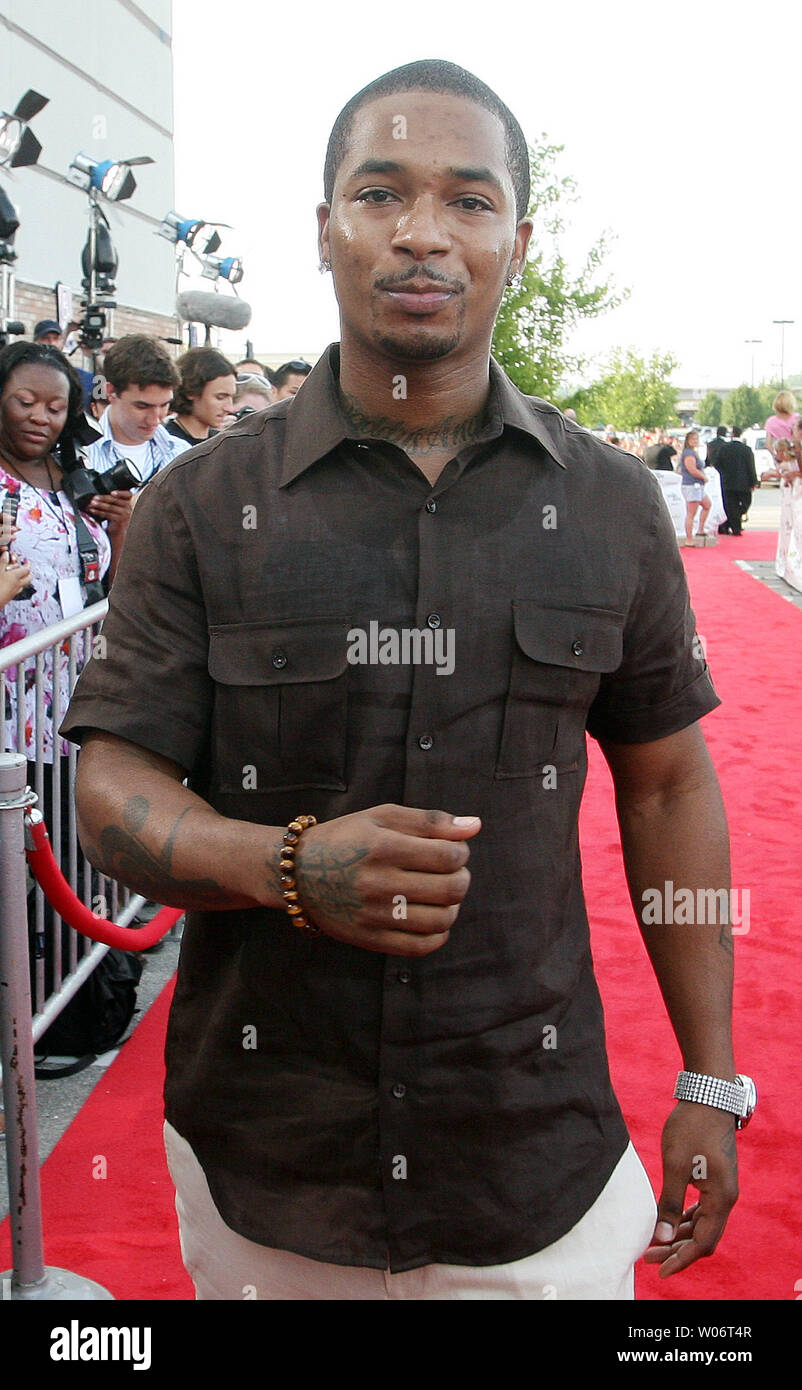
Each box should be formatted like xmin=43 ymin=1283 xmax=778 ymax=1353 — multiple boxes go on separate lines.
xmin=0 ymin=600 xmax=150 ymax=1037
xmin=0 ymin=600 xmax=157 ymax=1298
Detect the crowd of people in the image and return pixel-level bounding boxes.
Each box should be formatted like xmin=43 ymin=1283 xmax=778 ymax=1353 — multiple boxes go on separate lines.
xmin=0 ymin=330 xmax=313 ymax=722
xmin=599 ymin=389 xmax=802 ymax=543
xmin=0 ymin=329 xmax=314 ymax=1132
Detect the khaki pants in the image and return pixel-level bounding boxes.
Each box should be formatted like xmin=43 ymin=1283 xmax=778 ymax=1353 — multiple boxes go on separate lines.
xmin=164 ymin=1121 xmax=656 ymax=1301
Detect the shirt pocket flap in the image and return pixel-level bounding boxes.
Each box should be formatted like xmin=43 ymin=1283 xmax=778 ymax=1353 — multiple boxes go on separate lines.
xmin=512 ymin=602 xmax=624 ymax=674
xmin=208 ymin=620 xmax=350 ymax=686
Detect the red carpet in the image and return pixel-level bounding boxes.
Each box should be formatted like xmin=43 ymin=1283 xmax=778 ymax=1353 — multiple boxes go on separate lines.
xmin=583 ymin=531 xmax=802 ymax=1300
xmin=2 ymin=530 xmax=799 ymax=1300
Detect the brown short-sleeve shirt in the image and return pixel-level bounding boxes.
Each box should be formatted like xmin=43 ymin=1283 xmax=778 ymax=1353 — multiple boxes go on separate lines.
xmin=61 ymin=345 xmax=720 ymax=1272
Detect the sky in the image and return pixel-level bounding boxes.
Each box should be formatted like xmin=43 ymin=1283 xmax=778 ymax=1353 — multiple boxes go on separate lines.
xmin=172 ymin=0 xmax=802 ymax=391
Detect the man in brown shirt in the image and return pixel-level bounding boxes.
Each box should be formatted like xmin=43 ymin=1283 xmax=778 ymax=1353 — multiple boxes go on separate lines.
xmin=62 ymin=59 xmax=745 ymax=1299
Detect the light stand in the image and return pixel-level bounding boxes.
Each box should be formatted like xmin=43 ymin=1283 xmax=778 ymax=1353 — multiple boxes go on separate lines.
xmin=157 ymin=209 xmax=234 ymax=347
xmin=78 ymin=187 xmax=119 ymax=377
xmin=0 ymin=88 xmax=49 ymax=346
xmin=0 ymin=186 xmax=24 ymax=347
xmin=67 ymin=150 xmax=153 ymax=377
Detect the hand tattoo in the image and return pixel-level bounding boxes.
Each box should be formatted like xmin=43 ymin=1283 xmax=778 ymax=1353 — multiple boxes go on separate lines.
xmin=296 ymin=841 xmax=370 ymax=921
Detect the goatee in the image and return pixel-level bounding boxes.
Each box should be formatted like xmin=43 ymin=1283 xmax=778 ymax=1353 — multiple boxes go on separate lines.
xmin=374 ymin=330 xmax=461 ymax=361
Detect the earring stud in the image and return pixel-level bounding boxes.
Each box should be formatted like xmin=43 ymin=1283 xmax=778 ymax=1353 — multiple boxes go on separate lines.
xmin=319 ymin=258 xmax=331 ymax=274
xmin=507 ymin=270 xmax=523 ymax=290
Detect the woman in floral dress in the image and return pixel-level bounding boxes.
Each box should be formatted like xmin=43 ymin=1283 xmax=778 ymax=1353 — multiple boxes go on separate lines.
xmin=0 ymin=341 xmax=133 ymax=761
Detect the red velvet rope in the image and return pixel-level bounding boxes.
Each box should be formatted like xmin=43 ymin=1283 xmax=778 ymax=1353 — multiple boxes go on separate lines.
xmin=25 ymin=815 xmax=183 ymax=950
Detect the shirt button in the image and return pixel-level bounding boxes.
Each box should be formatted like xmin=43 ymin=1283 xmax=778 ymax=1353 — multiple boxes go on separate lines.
xmin=425 ymin=499 xmax=437 ymax=513
xmin=571 ymin=640 xmax=584 ymax=657
xmin=392 ymin=1083 xmax=407 ymax=1099
xmin=397 ymin=969 xmax=412 ymax=984
xmin=418 ymin=733 xmax=434 ymax=751
xmin=427 ymin=613 xmax=441 ymax=629
xmin=271 ymin=648 xmax=288 ymax=669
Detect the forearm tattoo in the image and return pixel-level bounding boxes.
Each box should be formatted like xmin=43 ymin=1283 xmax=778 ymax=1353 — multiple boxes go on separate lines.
xmin=83 ymin=795 xmax=229 ymax=907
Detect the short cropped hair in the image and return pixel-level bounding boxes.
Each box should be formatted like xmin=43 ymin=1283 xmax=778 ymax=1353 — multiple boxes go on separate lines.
xmin=173 ymin=347 xmax=235 ymax=415
xmin=323 ymin=58 xmax=531 ymax=222
xmin=103 ymin=335 xmax=180 ymax=394
xmin=270 ymin=360 xmax=312 ymax=390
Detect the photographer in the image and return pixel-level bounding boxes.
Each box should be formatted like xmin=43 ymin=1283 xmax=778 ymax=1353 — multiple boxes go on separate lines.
xmin=86 ymin=334 xmax=191 ymax=488
xmin=0 ymin=340 xmax=115 ymax=758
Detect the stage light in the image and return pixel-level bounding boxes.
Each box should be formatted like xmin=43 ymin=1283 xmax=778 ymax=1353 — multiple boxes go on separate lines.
xmin=158 ymin=210 xmax=205 ymax=246
xmin=0 ymin=183 xmax=19 ymax=242
xmin=201 ymin=253 xmax=244 ymax=284
xmin=0 ymin=89 xmax=48 ymax=168
xmin=1 ymin=89 xmax=49 ymax=344
xmin=158 ymin=211 xmax=225 ymax=256
xmin=67 ymin=152 xmax=153 ymax=202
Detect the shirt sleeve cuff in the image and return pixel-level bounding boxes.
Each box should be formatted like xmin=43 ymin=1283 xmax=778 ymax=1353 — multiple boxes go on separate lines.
xmin=586 ymin=667 xmax=721 ymax=745
xmin=59 ymin=699 xmax=201 ymax=776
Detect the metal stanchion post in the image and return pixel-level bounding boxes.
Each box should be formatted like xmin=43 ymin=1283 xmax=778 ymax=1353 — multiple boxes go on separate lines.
xmin=0 ymin=752 xmax=113 ymax=1300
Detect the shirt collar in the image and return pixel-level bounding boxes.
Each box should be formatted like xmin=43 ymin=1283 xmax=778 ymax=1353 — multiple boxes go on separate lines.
xmin=280 ymin=343 xmax=567 ymax=487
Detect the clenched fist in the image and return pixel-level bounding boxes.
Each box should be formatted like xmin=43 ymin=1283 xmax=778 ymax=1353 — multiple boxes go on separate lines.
xmin=294 ymin=804 xmax=481 ymax=956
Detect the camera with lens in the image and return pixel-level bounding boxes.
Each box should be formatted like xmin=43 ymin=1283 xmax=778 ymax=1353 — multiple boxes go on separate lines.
xmin=57 ymin=432 xmax=143 ymax=512
xmin=77 ymin=302 xmax=114 ymax=354
xmin=61 ymin=454 xmax=143 ymax=511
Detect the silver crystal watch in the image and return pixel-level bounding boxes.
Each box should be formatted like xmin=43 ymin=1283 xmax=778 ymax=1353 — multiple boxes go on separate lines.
xmin=673 ymin=1071 xmax=757 ymax=1129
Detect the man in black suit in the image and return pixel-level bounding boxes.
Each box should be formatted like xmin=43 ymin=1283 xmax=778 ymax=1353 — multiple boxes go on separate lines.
xmin=716 ymin=428 xmax=758 ymax=535
xmin=705 ymin=425 xmax=728 ymax=472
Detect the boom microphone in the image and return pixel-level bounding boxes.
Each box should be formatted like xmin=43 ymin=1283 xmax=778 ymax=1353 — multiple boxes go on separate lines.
xmin=176 ymin=290 xmax=251 ymax=332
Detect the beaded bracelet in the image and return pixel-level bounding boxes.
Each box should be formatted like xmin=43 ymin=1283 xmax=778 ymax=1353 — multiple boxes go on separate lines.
xmin=279 ymin=815 xmax=321 ymax=936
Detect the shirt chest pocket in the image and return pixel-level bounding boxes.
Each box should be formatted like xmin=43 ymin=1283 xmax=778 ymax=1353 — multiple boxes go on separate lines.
xmin=495 ymin=602 xmax=624 ymax=777
xmin=207 ymin=618 xmax=350 ymax=794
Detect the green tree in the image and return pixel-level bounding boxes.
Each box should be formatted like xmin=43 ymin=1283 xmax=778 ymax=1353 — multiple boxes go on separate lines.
xmin=576 ymin=349 xmax=679 ymax=431
xmin=756 ymin=381 xmax=781 ymax=421
xmin=697 ymin=391 xmax=722 ymax=426
xmin=492 ymin=139 xmax=625 ymax=400
xmin=722 ymin=384 xmax=763 ymax=430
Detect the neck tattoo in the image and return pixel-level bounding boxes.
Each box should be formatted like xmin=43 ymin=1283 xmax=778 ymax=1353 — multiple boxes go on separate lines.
xmin=340 ymin=392 xmax=488 ymax=458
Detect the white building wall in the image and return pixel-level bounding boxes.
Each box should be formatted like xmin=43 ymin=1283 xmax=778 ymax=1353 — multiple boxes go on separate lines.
xmin=0 ymin=0 xmax=176 ymax=315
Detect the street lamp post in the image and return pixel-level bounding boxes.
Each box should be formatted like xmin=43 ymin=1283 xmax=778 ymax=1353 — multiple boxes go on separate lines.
xmin=744 ymin=339 xmax=762 ymax=388
xmin=772 ymin=320 xmax=794 ymax=388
